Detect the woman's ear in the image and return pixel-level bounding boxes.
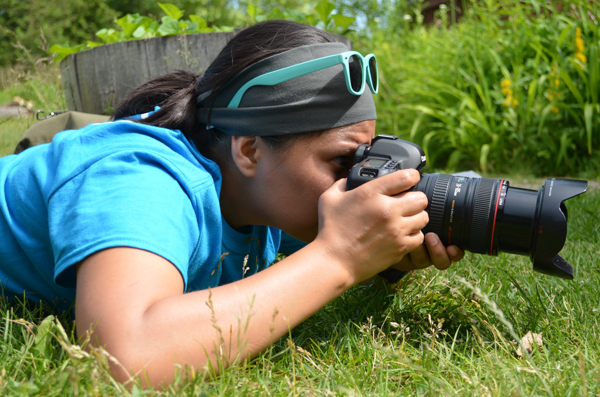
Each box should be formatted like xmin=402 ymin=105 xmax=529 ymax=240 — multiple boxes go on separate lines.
xmin=230 ymin=135 xmax=262 ymax=178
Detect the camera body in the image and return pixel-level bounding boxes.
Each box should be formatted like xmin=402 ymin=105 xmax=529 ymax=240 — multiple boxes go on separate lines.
xmin=346 ymin=135 xmax=588 ymax=279
xmin=347 ymin=135 xmax=426 ymax=190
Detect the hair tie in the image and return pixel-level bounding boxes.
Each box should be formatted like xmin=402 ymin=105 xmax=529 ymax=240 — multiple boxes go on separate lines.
xmin=192 ymin=73 xmax=204 ymax=95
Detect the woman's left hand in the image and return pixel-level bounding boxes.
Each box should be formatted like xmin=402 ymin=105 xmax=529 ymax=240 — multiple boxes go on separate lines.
xmin=391 ymin=232 xmax=464 ymax=271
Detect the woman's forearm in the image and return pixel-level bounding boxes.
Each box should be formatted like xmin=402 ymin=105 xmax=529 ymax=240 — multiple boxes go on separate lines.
xmin=77 ymin=243 xmax=353 ymax=387
xmin=145 ymin=242 xmax=352 ymax=371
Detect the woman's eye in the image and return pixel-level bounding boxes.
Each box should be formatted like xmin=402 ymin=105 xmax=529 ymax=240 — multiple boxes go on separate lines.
xmin=333 ymin=156 xmax=351 ymax=168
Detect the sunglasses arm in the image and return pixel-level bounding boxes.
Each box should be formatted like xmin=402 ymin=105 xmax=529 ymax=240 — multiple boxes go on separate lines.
xmin=227 ymin=54 xmax=345 ymax=108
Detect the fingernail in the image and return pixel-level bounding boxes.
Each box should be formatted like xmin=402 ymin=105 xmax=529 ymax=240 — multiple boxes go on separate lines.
xmin=426 ymin=233 xmax=438 ymax=246
xmin=448 ymin=246 xmax=459 ymax=257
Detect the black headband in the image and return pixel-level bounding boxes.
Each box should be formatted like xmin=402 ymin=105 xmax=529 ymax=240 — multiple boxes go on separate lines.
xmin=197 ymin=42 xmax=377 ymax=136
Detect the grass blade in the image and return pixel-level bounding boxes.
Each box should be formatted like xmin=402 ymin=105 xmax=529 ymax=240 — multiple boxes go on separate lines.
xmin=560 ymin=69 xmax=585 ymax=108
xmin=584 ymin=103 xmax=594 ymax=155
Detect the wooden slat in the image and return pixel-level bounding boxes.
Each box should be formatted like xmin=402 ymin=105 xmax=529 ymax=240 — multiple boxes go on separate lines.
xmin=60 ymin=55 xmax=83 ymax=112
xmin=92 ymin=45 xmax=117 ymax=115
xmin=109 ymin=39 xmax=152 ymax=113
xmin=74 ymin=48 xmax=100 ymax=114
xmin=185 ymin=32 xmax=236 ymax=74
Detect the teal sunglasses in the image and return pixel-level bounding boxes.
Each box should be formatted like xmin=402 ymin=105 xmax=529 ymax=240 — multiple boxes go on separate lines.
xmin=228 ymin=51 xmax=379 ymax=108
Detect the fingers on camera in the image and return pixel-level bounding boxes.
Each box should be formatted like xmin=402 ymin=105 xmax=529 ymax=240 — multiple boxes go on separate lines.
xmin=409 ymin=246 xmax=431 ymax=269
xmin=425 ymin=233 xmax=452 ymax=270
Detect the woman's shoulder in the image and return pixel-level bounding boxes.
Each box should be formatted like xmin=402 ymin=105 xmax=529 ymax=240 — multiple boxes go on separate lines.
xmin=54 ymin=120 xmax=190 ymax=157
xmin=49 ymin=120 xmax=221 ymax=185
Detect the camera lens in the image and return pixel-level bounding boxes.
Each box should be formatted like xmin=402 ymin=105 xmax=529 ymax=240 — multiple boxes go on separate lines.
xmin=415 ymin=174 xmax=507 ymax=255
xmin=348 ymin=136 xmax=587 ymax=279
xmin=414 ymin=174 xmax=587 ymax=279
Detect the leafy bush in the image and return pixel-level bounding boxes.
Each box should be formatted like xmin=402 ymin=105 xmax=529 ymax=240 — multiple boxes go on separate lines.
xmin=103 ymin=0 xmax=236 ymax=21
xmin=48 ymin=3 xmax=237 ymax=62
xmin=49 ymin=1 xmax=355 ymax=61
xmin=0 ymin=0 xmax=118 ymax=67
xmin=356 ymin=0 xmax=600 ymax=176
xmin=246 ymin=0 xmax=355 ymax=34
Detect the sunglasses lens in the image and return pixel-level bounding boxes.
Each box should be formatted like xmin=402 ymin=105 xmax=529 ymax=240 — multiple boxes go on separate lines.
xmin=348 ymin=54 xmax=363 ymax=92
xmin=368 ymin=56 xmax=378 ymax=92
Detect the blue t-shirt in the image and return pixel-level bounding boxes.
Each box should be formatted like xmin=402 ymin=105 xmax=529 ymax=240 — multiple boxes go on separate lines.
xmin=0 ymin=121 xmax=305 ymax=309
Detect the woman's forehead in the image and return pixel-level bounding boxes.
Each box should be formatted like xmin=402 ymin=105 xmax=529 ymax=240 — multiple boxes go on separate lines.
xmin=271 ymin=120 xmax=375 ymax=159
xmin=321 ymin=120 xmax=376 ymax=144
xmin=284 ymin=120 xmax=375 ymax=156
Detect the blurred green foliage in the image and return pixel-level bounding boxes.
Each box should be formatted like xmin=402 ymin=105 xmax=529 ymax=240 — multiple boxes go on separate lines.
xmin=352 ymin=0 xmax=600 ymax=176
xmin=0 ymin=0 xmax=118 ymax=66
xmin=245 ymin=0 xmax=356 ymax=34
xmin=48 ymin=2 xmax=239 ymax=62
xmin=2 ymin=0 xmax=599 ymax=176
xmin=104 ymin=0 xmax=221 ymax=17
xmin=48 ymin=1 xmax=356 ymax=61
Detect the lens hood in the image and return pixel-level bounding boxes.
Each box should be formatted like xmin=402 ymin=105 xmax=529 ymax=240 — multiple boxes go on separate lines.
xmin=531 ymin=179 xmax=587 ymax=279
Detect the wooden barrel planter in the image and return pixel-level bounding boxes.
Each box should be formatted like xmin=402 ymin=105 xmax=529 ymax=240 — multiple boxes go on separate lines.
xmin=60 ymin=32 xmax=352 ymax=115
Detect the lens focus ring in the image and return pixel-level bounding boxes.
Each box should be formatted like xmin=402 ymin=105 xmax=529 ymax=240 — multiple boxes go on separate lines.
xmin=469 ymin=178 xmax=496 ymax=254
xmin=427 ymin=174 xmax=452 ymax=237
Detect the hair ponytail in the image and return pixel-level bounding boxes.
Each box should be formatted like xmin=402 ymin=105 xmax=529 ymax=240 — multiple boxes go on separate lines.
xmin=111 ymin=70 xmax=201 ymax=135
xmin=111 ymin=20 xmax=337 ymax=165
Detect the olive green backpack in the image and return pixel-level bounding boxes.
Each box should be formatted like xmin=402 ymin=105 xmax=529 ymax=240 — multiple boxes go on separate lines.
xmin=14 ymin=111 xmax=110 ymax=154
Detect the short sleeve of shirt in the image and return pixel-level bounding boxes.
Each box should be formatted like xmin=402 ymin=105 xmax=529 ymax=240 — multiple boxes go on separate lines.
xmin=48 ymin=151 xmax=199 ymax=289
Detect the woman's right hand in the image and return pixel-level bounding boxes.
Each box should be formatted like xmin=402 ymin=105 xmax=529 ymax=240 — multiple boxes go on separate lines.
xmin=314 ymin=168 xmax=429 ymax=284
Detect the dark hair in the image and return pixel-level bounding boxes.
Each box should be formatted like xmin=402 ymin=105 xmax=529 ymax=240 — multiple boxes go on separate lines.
xmin=111 ymin=20 xmax=337 ymax=165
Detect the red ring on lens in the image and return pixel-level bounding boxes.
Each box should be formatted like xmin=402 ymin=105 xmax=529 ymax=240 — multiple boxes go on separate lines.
xmin=489 ymin=180 xmax=504 ymax=255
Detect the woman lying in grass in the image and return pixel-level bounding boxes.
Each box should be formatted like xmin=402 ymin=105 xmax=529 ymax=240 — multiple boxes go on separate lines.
xmin=0 ymin=20 xmax=463 ymax=387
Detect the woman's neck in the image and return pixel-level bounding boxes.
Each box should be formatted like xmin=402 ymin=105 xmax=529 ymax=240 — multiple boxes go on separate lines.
xmin=219 ymin=165 xmax=261 ymax=230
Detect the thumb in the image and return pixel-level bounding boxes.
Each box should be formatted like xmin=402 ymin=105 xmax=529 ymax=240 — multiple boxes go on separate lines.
xmin=325 ymin=178 xmax=349 ymax=195
xmin=318 ymin=178 xmax=349 ymax=206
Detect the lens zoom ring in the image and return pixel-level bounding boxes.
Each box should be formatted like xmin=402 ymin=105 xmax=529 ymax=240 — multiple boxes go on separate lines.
xmin=470 ymin=179 xmax=495 ymax=254
xmin=427 ymin=174 xmax=452 ymax=237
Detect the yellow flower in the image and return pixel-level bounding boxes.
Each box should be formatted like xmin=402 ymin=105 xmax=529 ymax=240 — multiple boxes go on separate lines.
xmin=576 ymin=28 xmax=585 ymax=53
xmin=549 ymin=68 xmax=559 ymax=90
xmin=502 ymin=95 xmax=518 ymax=108
xmin=575 ymin=52 xmax=587 ymax=65
xmin=546 ymin=65 xmax=563 ymax=110
xmin=500 ymin=78 xmax=518 ymax=108
xmin=575 ymin=27 xmax=587 ymax=68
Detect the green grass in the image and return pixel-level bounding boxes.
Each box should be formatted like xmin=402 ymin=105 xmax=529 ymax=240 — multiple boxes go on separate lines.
xmin=0 ymin=60 xmax=66 ymax=158
xmin=0 ymin=184 xmax=598 ymax=395
xmin=1 ymin=6 xmax=600 ymax=393
xmin=0 ymin=118 xmax=35 ymax=157
xmin=2 ymin=106 xmax=597 ymax=394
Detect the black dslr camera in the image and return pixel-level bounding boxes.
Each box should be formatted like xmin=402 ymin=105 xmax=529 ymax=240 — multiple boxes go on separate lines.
xmin=347 ymin=135 xmax=588 ymax=279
